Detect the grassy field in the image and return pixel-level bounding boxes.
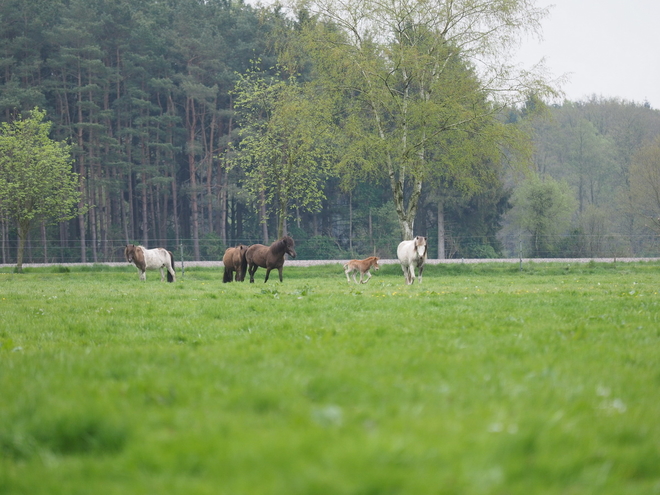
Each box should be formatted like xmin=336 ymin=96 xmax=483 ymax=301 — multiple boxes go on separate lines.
xmin=1 ymin=261 xmax=659 ymax=494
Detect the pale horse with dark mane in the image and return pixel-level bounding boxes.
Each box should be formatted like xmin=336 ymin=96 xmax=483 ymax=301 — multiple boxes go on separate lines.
xmin=124 ymin=244 xmax=176 ymax=282
xmin=245 ymin=235 xmax=297 ymax=283
xmin=397 ymin=236 xmax=428 ymax=285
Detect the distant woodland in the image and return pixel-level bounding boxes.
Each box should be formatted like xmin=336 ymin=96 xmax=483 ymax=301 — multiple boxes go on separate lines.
xmin=2 ymin=0 xmax=660 ymax=262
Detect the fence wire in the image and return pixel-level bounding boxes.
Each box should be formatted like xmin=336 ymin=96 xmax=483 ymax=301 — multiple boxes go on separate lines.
xmin=1 ymin=233 xmax=659 ymax=265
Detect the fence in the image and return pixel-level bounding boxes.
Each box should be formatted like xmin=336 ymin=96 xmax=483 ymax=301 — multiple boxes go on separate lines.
xmin=2 ymin=233 xmax=660 ymax=265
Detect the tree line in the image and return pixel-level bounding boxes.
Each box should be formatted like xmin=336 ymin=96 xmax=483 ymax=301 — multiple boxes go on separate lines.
xmin=1 ymin=0 xmax=660 ymax=264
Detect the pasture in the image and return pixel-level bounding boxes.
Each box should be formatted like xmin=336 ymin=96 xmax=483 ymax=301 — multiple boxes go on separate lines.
xmin=1 ymin=261 xmax=659 ymax=494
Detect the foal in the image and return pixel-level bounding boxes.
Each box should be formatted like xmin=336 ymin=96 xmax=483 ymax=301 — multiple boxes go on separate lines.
xmin=343 ymin=256 xmax=380 ymax=284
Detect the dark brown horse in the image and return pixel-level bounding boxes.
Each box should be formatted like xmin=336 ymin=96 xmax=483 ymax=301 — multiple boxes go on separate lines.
xmin=222 ymin=244 xmax=248 ymax=283
xmin=246 ymin=236 xmax=297 ymax=283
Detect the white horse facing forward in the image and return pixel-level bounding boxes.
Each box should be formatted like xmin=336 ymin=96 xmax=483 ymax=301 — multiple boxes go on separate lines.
xmin=124 ymin=244 xmax=176 ymax=282
xmin=397 ymin=236 xmax=428 ymax=285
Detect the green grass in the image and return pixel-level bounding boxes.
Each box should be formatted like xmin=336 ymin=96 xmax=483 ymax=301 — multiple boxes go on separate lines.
xmin=1 ymin=262 xmax=659 ymax=494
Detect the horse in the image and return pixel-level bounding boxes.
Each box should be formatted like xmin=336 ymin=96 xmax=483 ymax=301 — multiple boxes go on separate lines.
xmin=124 ymin=244 xmax=176 ymax=282
xmin=397 ymin=236 xmax=428 ymax=285
xmin=343 ymin=256 xmax=379 ymax=284
xmin=245 ymin=235 xmax=297 ymax=283
xmin=222 ymin=244 xmax=248 ymax=283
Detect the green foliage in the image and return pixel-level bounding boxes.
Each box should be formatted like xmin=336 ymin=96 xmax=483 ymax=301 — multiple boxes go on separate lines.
xmin=233 ymin=64 xmax=337 ymax=238
xmin=630 ymin=136 xmax=660 ymax=233
xmin=199 ymin=232 xmax=225 ymax=260
xmin=299 ymin=0 xmax=554 ymax=238
xmin=0 ymin=108 xmax=84 ymax=270
xmin=296 ymin=235 xmax=347 ymax=260
xmin=509 ymin=175 xmax=576 ymax=257
xmin=1 ymin=264 xmax=660 ymax=493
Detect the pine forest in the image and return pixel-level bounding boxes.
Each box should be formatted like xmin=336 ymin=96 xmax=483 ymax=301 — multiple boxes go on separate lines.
xmin=2 ymin=0 xmax=660 ymax=263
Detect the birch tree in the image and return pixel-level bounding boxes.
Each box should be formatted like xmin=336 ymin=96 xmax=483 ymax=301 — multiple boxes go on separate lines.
xmin=298 ymin=0 xmax=556 ymax=239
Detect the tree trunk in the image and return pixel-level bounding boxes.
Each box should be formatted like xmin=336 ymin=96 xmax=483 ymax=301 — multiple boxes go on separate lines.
xmin=348 ymin=192 xmax=353 ymax=255
xmin=16 ymin=223 xmax=29 ymax=273
xmin=369 ymin=208 xmax=374 ymax=255
xmin=2 ymin=219 xmax=7 ymax=264
xmin=141 ymin=171 xmax=149 ymax=246
xmin=77 ymin=67 xmax=87 ymax=263
xmin=186 ymin=97 xmax=201 ymax=260
xmin=41 ymin=222 xmax=48 ymax=263
xmin=437 ymin=201 xmax=446 ymax=259
xmin=171 ymin=165 xmax=180 ymax=247
xmin=386 ymin=152 xmax=422 ymax=241
xmin=260 ymin=189 xmax=269 ymax=243
xmin=219 ymin=163 xmax=228 ymax=246
xmin=90 ymin=189 xmax=98 ymax=263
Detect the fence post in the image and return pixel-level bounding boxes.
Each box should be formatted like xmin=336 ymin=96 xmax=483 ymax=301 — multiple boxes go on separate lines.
xmin=519 ymin=234 xmax=523 ymax=272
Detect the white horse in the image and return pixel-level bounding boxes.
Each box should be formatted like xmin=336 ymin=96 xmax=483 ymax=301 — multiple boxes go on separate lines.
xmin=397 ymin=236 xmax=428 ymax=285
xmin=124 ymin=244 xmax=176 ymax=282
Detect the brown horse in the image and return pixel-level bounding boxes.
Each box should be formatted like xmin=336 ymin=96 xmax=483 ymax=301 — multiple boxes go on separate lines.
xmin=222 ymin=244 xmax=248 ymax=283
xmin=344 ymin=256 xmax=380 ymax=284
xmin=124 ymin=244 xmax=175 ymax=282
xmin=246 ymin=235 xmax=297 ymax=283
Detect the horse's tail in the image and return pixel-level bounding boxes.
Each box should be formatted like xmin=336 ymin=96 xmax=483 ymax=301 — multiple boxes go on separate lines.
xmin=167 ymin=251 xmax=175 ymax=283
xmin=239 ymin=251 xmax=248 ymax=282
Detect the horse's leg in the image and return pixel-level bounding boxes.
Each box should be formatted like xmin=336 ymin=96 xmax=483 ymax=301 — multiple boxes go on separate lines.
xmin=248 ymin=264 xmax=257 ymax=283
xmin=344 ymin=266 xmax=351 ymax=283
xmin=160 ymin=267 xmax=165 ymax=282
xmin=417 ymin=263 xmax=424 ymax=284
xmin=407 ymin=265 xmax=415 ymax=285
xmin=278 ymin=267 xmax=283 ymax=282
xmin=264 ymin=268 xmax=272 ymax=283
xmin=140 ymin=269 xmax=146 ymax=282
xmin=363 ymin=271 xmax=371 ymax=284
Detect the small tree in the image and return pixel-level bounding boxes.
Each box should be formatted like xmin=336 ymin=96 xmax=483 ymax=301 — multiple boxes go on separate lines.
xmin=509 ymin=175 xmax=575 ymax=257
xmin=0 ymin=108 xmax=85 ymax=271
xmin=630 ymin=136 xmax=660 ymax=234
xmin=233 ymin=66 xmax=336 ymax=240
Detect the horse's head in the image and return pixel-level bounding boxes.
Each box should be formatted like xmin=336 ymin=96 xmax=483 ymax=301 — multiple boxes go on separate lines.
xmin=124 ymin=244 xmax=136 ymax=263
xmin=414 ymin=236 xmax=428 ymax=258
xmin=373 ymin=257 xmax=380 ymax=270
xmin=283 ymin=236 xmax=297 ymax=258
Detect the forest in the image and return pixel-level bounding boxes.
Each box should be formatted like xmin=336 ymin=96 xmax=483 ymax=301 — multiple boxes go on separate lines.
xmin=1 ymin=0 xmax=660 ymax=263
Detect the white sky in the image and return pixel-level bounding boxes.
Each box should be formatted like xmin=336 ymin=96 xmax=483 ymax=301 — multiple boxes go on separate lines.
xmin=514 ymin=0 xmax=660 ymax=108
xmin=248 ymin=0 xmax=660 ymax=108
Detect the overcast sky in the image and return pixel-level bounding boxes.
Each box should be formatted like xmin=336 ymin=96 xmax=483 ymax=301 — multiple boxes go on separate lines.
xmin=514 ymin=0 xmax=660 ymax=108
xmin=247 ymin=0 xmax=659 ymax=108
